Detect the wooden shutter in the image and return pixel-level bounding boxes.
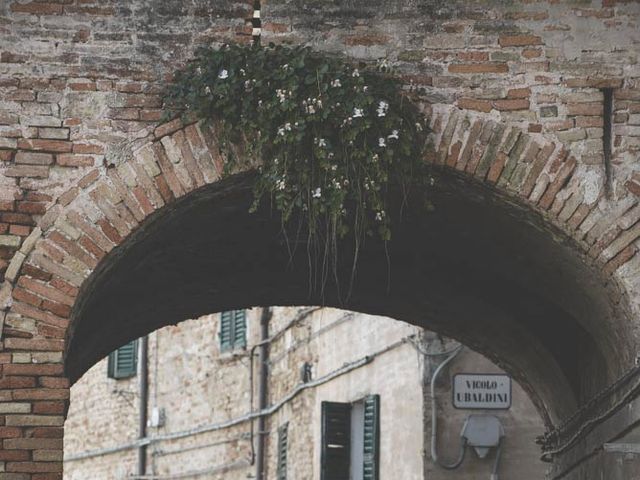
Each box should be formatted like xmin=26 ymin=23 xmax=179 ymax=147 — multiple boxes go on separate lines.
xmin=220 ymin=310 xmax=246 ymax=351
xmin=233 ymin=309 xmax=247 ymax=348
xmin=107 ymin=340 xmax=138 ymax=379
xmin=276 ymin=422 xmax=289 ymax=480
xmin=362 ymin=395 xmax=380 ymax=480
xmin=321 ymin=401 xmax=351 ymax=480
xmin=219 ymin=311 xmax=233 ymax=351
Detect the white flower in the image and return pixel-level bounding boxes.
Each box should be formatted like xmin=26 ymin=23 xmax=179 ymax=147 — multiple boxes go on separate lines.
xmin=352 ymin=69 xmax=360 ymax=77
xmin=375 ymin=211 xmax=386 ymax=221
xmin=284 ymin=122 xmax=292 ymax=131
xmin=282 ymin=63 xmax=289 ymax=69
xmin=363 ymin=85 xmax=368 ymax=92
xmin=276 ymin=179 xmax=286 ymax=190
xmin=372 ymin=153 xmax=379 ymax=162
xmin=306 ymin=105 xmax=316 ymax=114
xmin=312 ymin=187 xmax=322 ymax=198
xmin=415 ymin=122 xmax=423 ymax=132
xmin=331 ymin=164 xmax=337 ymax=171
xmin=204 ymin=86 xmax=211 ymax=95
xmin=388 ymin=129 xmax=399 ymax=140
xmin=245 ymin=80 xmax=251 ymax=89
xmin=331 ymin=79 xmax=342 ymax=88
xmin=378 ymin=137 xmax=386 ymax=148
xmin=218 ymin=69 xmax=229 ymax=79
xmin=240 ymin=68 xmax=246 ymax=75
xmin=353 ymin=108 xmax=364 ymax=118
xmin=278 ymin=127 xmax=286 ymax=136
xmin=318 ymin=138 xmax=327 ymax=148
xmin=377 ymin=100 xmax=389 ymax=117
xmin=196 ymin=67 xmax=202 ymax=75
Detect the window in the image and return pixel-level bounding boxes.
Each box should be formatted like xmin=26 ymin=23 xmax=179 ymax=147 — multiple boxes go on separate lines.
xmin=321 ymin=395 xmax=380 ymax=480
xmin=219 ymin=310 xmax=247 ymax=351
xmin=107 ymin=340 xmax=138 ymax=379
xmin=277 ymin=422 xmax=289 ymax=480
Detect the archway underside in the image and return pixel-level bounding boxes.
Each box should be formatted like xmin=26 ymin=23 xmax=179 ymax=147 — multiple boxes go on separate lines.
xmin=67 ymin=169 xmax=630 ymax=427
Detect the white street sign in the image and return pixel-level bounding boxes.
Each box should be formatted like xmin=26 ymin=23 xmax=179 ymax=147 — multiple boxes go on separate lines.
xmin=453 ymin=374 xmax=511 ymax=409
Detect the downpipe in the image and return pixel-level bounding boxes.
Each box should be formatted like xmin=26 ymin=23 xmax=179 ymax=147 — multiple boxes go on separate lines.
xmin=256 ymin=308 xmax=271 ymax=480
xmin=138 ymin=336 xmax=149 ymax=477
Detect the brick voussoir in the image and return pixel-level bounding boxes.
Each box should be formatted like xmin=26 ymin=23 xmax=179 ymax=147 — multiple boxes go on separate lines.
xmin=151 ymin=142 xmax=185 ymax=198
xmin=46 ymin=231 xmax=98 ymax=270
xmin=106 ymin=168 xmax=146 ymax=222
xmin=196 ymin=123 xmax=225 ymax=176
xmin=160 ymin=135 xmax=196 ymax=192
xmin=185 ymin=124 xmax=219 ymax=182
xmin=88 ymin=189 xmax=131 ymax=237
xmin=173 ymin=129 xmax=206 ymax=187
xmin=128 ymin=157 xmax=165 ymax=209
xmin=65 ymin=211 xmax=114 ymax=253
xmin=11 ymin=301 xmax=69 ymax=330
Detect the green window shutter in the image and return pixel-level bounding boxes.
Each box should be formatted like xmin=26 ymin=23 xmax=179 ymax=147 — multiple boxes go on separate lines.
xmin=362 ymin=395 xmax=380 ymax=480
xmin=276 ymin=422 xmax=289 ymax=480
xmin=233 ymin=309 xmax=247 ymax=348
xmin=107 ymin=340 xmax=138 ymax=379
xmin=220 ymin=310 xmax=246 ymax=351
xmin=321 ymin=401 xmax=351 ymax=480
xmin=220 ymin=311 xmax=233 ymax=351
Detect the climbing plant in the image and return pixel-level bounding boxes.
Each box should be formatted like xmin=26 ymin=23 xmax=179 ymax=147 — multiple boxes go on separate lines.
xmin=163 ymin=43 xmax=430 ymax=294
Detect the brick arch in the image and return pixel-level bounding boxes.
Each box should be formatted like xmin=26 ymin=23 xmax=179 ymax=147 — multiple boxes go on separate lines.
xmin=0 ymin=106 xmax=638 ymax=477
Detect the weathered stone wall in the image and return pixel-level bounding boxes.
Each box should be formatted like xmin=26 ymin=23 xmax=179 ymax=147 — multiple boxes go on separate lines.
xmin=64 ymin=307 xmax=547 ymax=479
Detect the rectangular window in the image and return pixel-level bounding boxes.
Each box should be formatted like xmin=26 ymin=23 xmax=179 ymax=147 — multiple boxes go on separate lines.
xmin=219 ymin=310 xmax=247 ymax=351
xmin=107 ymin=340 xmax=138 ymax=379
xmin=277 ymin=422 xmax=289 ymax=480
xmin=321 ymin=395 xmax=380 ymax=480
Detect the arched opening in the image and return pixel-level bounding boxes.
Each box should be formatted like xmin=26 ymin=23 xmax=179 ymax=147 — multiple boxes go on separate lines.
xmin=65 ymin=167 xmax=632 ymax=428
xmin=63 ymin=307 xmax=549 ymax=480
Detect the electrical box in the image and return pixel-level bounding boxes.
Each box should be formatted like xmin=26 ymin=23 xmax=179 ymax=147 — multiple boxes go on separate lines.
xmin=148 ymin=406 xmax=166 ymax=428
xmin=461 ymin=415 xmax=504 ymax=458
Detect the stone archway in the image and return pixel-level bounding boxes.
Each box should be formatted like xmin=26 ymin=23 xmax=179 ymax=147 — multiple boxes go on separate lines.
xmin=0 ymin=104 xmax=638 ymax=478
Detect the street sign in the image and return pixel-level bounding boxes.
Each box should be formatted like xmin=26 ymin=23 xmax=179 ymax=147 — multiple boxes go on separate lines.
xmin=453 ymin=374 xmax=511 ymax=409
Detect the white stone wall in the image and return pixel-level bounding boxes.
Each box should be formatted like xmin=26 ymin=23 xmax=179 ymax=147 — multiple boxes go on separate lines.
xmin=64 ymin=307 xmax=547 ymax=479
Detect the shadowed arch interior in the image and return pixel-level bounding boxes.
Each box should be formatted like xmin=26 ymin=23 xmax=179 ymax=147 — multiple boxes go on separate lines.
xmin=66 ymin=168 xmax=632 ymax=427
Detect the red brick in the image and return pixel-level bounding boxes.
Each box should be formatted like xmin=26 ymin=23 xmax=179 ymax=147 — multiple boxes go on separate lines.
xmin=499 ymin=35 xmax=543 ymax=47
xmin=17 ymin=139 xmax=72 ymax=153
xmin=0 ymin=376 xmax=37 ymax=389
xmin=493 ymin=99 xmax=530 ymax=111
xmin=567 ymin=102 xmax=603 ymax=116
xmin=458 ymin=97 xmax=492 ymax=113
xmin=507 ymin=87 xmax=531 ymax=99
xmin=72 ymin=143 xmax=103 ymax=154
xmin=17 ymin=202 xmax=47 ymax=215
xmin=3 ymin=338 xmax=64 ymax=352
xmin=6 ymin=461 xmax=62 ymax=473
xmin=39 ymin=377 xmax=69 ymax=389
xmin=0 ymin=427 xmax=22 ymax=438
xmin=12 ymin=389 xmax=69 ymax=401
xmin=448 ymin=63 xmax=509 ymax=74
xmin=10 ymin=2 xmax=63 ymax=15
xmin=32 ymin=402 xmax=66 ymax=415
xmin=0 ymin=450 xmax=30 ymax=461
xmin=3 ymin=364 xmax=63 ymax=376
xmin=56 ymin=154 xmax=94 ymax=167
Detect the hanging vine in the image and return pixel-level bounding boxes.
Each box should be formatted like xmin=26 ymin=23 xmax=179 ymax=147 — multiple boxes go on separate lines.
xmin=163 ymin=43 xmax=430 ymax=296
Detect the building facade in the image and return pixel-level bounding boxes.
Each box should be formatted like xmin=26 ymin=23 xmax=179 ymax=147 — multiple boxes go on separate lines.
xmin=64 ymin=307 xmax=547 ymax=479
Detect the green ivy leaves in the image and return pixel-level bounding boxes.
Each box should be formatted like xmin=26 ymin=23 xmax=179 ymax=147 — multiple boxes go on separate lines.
xmin=164 ymin=43 xmax=429 ymax=292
